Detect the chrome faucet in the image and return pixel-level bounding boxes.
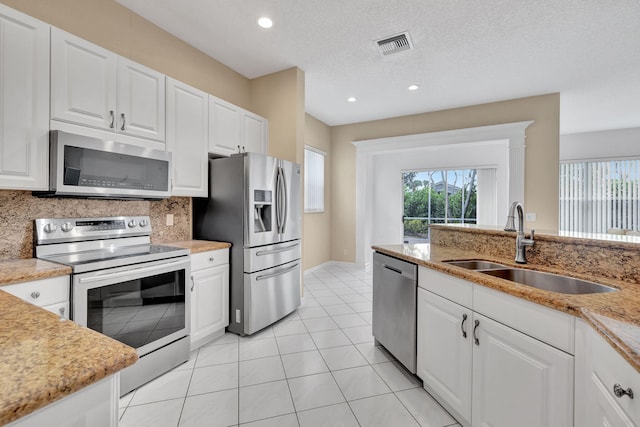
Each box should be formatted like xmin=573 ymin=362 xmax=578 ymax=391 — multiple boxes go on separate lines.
xmin=504 ymin=201 xmax=535 ymax=264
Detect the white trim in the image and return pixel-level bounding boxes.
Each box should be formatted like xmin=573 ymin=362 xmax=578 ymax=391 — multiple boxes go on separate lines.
xmin=353 ymin=121 xmax=533 ymax=269
xmin=304 ymin=144 xmax=327 ymax=156
xmin=303 ymin=260 xmax=359 ymax=274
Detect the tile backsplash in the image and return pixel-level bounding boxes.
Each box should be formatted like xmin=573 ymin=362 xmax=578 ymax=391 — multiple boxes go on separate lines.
xmin=0 ymin=190 xmax=191 ymax=260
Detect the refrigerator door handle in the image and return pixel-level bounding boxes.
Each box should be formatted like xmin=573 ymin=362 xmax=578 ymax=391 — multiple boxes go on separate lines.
xmin=275 ymin=168 xmax=281 ymax=233
xmin=256 ymin=262 xmax=299 ymax=281
xmin=256 ymin=242 xmax=300 ymax=256
xmin=280 ymin=167 xmax=288 ymax=234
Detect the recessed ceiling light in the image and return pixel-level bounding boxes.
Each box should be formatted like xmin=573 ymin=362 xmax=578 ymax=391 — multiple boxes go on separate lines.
xmin=347 ymin=97 xmax=357 ymax=102
xmin=257 ymin=17 xmax=273 ymax=29
xmin=408 ymin=84 xmax=420 ymax=91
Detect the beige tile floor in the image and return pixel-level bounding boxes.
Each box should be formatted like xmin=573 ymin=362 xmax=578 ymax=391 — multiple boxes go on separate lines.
xmin=119 ymin=263 xmax=460 ymax=427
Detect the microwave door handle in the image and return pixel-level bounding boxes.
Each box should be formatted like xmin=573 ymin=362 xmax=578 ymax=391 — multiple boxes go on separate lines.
xmin=78 ymin=259 xmax=187 ymax=284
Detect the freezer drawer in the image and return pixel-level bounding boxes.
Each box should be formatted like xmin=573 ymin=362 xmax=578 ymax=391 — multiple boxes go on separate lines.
xmin=372 ymin=252 xmax=418 ymax=373
xmin=244 ymin=240 xmax=301 ymax=273
xmin=243 ymin=259 xmax=301 ymax=335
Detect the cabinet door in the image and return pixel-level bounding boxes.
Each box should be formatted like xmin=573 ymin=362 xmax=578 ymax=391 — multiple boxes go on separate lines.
xmin=43 ymin=301 xmax=70 ymax=321
xmin=166 ymin=78 xmax=208 ymax=197
xmin=0 ymin=5 xmax=49 ymax=190
xmin=209 ymin=96 xmax=241 ymax=156
xmin=116 ymin=57 xmax=165 ymax=142
xmin=585 ymin=371 xmax=635 ymax=427
xmin=51 ymin=28 xmax=116 ymax=130
xmin=242 ymin=111 xmax=268 ymax=154
xmin=417 ymin=288 xmax=472 ymax=425
xmin=190 ymin=264 xmax=229 ymax=349
xmin=472 ymin=313 xmax=574 ymax=427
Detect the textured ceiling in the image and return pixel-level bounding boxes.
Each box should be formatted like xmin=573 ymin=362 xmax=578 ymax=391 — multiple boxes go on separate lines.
xmin=115 ymin=0 xmax=640 ymax=133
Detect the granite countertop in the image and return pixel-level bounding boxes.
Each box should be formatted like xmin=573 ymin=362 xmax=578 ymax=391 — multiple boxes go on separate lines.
xmin=0 ymin=292 xmax=138 ymax=425
xmin=167 ymin=240 xmax=231 ymax=254
xmin=373 ymin=243 xmax=640 ymax=374
xmin=0 ymin=259 xmax=71 ymax=286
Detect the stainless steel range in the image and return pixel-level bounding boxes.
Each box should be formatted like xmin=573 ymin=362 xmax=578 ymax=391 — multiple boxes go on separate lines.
xmin=34 ymin=216 xmax=191 ymax=395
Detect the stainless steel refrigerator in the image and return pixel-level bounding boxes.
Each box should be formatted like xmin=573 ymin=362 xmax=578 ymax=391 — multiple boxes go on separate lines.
xmin=193 ymin=153 xmax=302 ymax=336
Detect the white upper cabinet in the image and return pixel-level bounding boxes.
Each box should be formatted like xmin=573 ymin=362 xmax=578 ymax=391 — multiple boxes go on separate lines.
xmin=0 ymin=5 xmax=50 ymax=190
xmin=209 ymin=95 xmax=268 ymax=156
xmin=209 ymin=96 xmax=241 ymax=156
xmin=51 ymin=28 xmax=165 ymax=142
xmin=166 ymin=78 xmax=208 ymax=197
xmin=116 ymin=57 xmax=165 ymax=141
xmin=243 ymin=110 xmax=268 ymax=155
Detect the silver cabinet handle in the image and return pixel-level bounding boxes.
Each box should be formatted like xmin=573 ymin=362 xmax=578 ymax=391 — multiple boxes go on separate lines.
xmin=461 ymin=313 xmax=468 ymax=338
xmin=190 ymin=277 xmax=195 ymax=292
xmin=473 ymin=319 xmax=480 ymax=345
xmin=59 ymin=306 xmax=66 ymax=320
xmin=109 ymin=110 xmax=115 ymax=128
xmin=30 ymin=291 xmax=40 ymax=299
xmin=613 ymin=384 xmax=634 ymax=399
xmin=209 ymin=257 xmax=215 ymax=263
xmin=120 ymin=113 xmax=126 ymax=131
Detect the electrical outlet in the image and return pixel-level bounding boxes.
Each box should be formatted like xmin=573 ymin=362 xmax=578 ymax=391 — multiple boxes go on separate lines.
xmin=526 ymin=212 xmax=537 ymax=222
xmin=235 ymin=309 xmax=241 ymax=323
xmin=166 ymin=214 xmax=174 ymax=226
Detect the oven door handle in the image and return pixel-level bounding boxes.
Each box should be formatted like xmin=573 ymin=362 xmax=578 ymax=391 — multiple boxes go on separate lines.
xmin=78 ymin=259 xmax=188 ymax=284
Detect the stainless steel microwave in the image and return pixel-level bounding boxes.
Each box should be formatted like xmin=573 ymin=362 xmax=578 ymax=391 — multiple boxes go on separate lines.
xmin=35 ymin=131 xmax=172 ymax=200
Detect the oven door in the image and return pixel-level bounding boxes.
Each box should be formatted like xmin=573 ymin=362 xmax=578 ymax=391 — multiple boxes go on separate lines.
xmin=73 ymin=257 xmax=190 ymax=357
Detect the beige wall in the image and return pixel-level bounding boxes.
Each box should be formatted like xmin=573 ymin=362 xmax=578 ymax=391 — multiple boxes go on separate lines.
xmin=330 ymin=93 xmax=560 ymax=262
xmin=1 ymin=0 xmax=252 ymax=108
xmin=251 ymin=67 xmax=306 ymax=164
xmin=303 ymin=115 xmax=332 ymax=270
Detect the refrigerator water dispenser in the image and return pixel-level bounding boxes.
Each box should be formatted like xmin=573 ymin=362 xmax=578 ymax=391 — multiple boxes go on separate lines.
xmin=254 ymin=190 xmax=272 ymax=232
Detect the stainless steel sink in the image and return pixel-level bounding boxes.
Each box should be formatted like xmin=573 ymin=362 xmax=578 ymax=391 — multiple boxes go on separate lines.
xmin=481 ymin=268 xmax=618 ymax=295
xmin=444 ymin=260 xmax=507 ymax=270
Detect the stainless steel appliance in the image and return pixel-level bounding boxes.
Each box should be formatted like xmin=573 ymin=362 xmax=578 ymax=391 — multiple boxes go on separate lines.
xmin=34 ymin=216 xmax=190 ymax=395
xmin=193 ymin=153 xmax=302 ymax=336
xmin=34 ymin=130 xmax=172 ymax=200
xmin=372 ymin=251 xmax=418 ymax=373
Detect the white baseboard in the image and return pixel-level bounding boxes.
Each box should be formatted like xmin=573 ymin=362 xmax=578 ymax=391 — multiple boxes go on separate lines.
xmin=303 ymin=260 xmax=357 ymax=274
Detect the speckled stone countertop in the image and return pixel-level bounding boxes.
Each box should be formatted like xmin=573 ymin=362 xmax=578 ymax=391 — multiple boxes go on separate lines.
xmin=0 ymin=292 xmax=138 ymax=425
xmin=167 ymin=240 xmax=231 ymax=254
xmin=0 ymin=259 xmax=71 ymax=286
xmin=373 ymin=243 xmax=640 ymax=374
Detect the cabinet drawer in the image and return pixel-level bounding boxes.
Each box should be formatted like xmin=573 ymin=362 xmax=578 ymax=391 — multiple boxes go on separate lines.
xmin=43 ymin=301 xmax=70 ymax=320
xmin=590 ymin=327 xmax=640 ymax=422
xmin=2 ymin=276 xmax=69 ymax=307
xmin=418 ymin=266 xmax=472 ymax=309
xmin=191 ymin=249 xmax=229 ymax=271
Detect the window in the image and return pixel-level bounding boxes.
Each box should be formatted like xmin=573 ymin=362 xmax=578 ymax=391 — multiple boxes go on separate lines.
xmin=304 ymin=146 xmax=325 ymax=213
xmin=560 ymin=159 xmax=640 ymax=233
xmin=403 ymin=169 xmax=478 ymax=243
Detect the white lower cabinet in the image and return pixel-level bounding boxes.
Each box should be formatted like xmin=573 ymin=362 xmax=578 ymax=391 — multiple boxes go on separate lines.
xmin=190 ymin=249 xmax=230 ymax=350
xmin=2 ymin=276 xmax=69 ymax=319
xmin=8 ymin=374 xmax=119 ymax=427
xmin=417 ymin=268 xmax=574 ymax=427
xmin=575 ymin=319 xmax=639 ymax=426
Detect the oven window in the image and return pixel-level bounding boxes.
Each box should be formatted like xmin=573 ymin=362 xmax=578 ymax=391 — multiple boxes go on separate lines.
xmin=86 ymin=270 xmax=186 ymax=349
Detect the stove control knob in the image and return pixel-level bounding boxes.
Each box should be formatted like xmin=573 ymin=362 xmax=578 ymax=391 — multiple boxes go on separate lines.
xmin=61 ymin=222 xmax=74 ymax=232
xmin=128 ymin=219 xmax=138 ymax=228
xmin=139 ymin=219 xmax=149 ymax=228
xmin=43 ymin=223 xmax=57 ymax=233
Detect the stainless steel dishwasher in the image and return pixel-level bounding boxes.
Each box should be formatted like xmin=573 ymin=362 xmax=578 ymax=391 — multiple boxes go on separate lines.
xmin=372 ymin=251 xmax=418 ymax=373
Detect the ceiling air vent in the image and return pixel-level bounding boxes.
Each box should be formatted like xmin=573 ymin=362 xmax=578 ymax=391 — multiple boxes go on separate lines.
xmin=375 ymin=32 xmax=413 ymax=56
